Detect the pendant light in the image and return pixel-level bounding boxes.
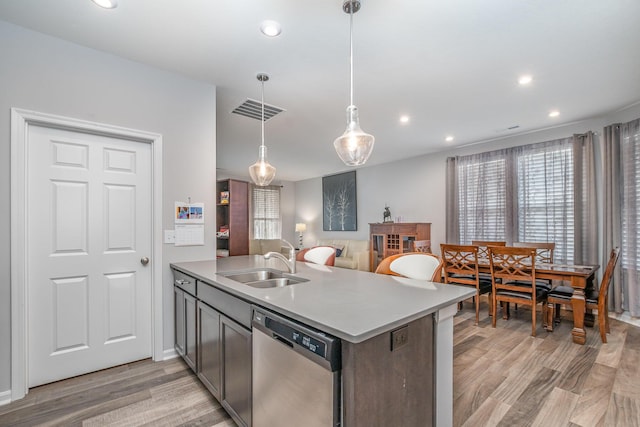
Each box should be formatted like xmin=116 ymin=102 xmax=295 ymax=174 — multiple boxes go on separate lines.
xmin=334 ymin=0 xmax=374 ymax=166
xmin=248 ymin=73 xmax=277 ymax=186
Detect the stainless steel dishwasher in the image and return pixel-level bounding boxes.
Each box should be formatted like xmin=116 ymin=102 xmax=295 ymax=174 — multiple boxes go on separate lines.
xmin=252 ymin=307 xmax=341 ymax=427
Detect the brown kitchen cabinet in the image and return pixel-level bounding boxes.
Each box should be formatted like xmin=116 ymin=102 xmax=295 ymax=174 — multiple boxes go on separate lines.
xmin=369 ymin=222 xmax=431 ymax=272
xmin=216 ymin=179 xmax=249 ymax=256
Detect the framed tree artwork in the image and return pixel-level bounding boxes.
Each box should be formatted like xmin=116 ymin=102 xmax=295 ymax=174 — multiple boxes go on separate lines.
xmin=322 ymin=171 xmax=357 ymax=231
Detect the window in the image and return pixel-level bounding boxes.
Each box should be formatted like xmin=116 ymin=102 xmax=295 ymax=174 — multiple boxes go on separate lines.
xmin=517 ymin=145 xmax=574 ymax=263
xmin=450 ymin=136 xmax=584 ymax=264
xmin=250 ymin=185 xmax=281 ymax=239
xmin=457 ymin=157 xmax=506 ymax=243
xmin=621 ymin=123 xmax=640 ymax=279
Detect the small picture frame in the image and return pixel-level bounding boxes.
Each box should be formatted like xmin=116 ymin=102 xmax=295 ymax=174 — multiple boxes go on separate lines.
xmin=220 ymin=191 xmax=229 ymax=204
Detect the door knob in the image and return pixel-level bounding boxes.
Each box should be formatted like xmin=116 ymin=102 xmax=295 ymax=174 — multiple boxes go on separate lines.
xmin=141 ymin=257 xmax=150 ymax=266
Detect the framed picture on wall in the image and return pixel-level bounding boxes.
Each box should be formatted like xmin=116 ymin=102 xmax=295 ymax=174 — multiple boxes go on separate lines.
xmin=322 ymin=170 xmax=357 ymax=231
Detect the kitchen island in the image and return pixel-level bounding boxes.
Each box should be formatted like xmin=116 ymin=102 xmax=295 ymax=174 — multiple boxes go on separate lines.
xmin=171 ymin=256 xmax=474 ymax=427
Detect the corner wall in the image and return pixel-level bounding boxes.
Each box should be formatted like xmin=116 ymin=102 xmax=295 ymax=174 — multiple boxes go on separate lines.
xmin=0 ymin=20 xmax=217 ymax=396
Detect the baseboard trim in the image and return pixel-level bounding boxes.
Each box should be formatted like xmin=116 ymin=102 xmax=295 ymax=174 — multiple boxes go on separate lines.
xmin=162 ymin=348 xmax=178 ymax=360
xmin=609 ymin=311 xmax=640 ymax=327
xmin=0 ymin=389 xmax=11 ymax=406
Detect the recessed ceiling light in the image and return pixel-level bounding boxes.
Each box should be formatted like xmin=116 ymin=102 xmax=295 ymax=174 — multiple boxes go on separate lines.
xmin=400 ymin=115 xmax=410 ymax=124
xmin=549 ymin=110 xmax=560 ymax=118
xmin=445 ymin=136 xmax=454 ymax=142
xmin=260 ymin=20 xmax=282 ymax=37
xmin=518 ymin=75 xmax=533 ymax=85
xmin=91 ymin=0 xmax=117 ymax=9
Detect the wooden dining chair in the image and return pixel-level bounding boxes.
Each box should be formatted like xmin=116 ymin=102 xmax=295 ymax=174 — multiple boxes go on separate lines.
xmin=441 ymin=244 xmax=492 ymax=325
xmin=413 ymin=240 xmax=432 ymax=253
xmin=513 ymin=241 xmax=556 ymax=290
xmin=512 ymin=241 xmax=555 ymax=264
xmin=472 ymin=240 xmax=507 ymax=281
xmin=296 ymin=246 xmax=336 ymax=266
xmin=375 ymin=253 xmax=443 ymax=282
xmin=489 ymin=246 xmax=549 ymax=337
xmin=546 ymin=247 xmax=620 ymax=343
xmin=471 ymin=240 xmax=507 ymax=261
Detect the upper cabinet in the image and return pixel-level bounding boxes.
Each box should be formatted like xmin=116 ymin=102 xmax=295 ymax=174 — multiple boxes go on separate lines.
xmin=216 ymin=179 xmax=249 ymax=256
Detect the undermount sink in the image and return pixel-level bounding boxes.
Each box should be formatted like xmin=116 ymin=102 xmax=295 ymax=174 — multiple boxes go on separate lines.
xmin=222 ymin=269 xmax=308 ymax=288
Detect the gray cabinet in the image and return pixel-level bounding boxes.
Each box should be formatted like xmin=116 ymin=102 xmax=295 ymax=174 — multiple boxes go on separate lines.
xmin=183 ymin=292 xmax=197 ymax=371
xmin=174 ymin=286 xmax=185 ymax=357
xmin=172 ymin=267 xmax=252 ymax=427
xmin=221 ymin=316 xmax=252 ymax=427
xmin=197 ymin=301 xmax=222 ymax=400
xmin=174 ymin=271 xmax=197 ymax=372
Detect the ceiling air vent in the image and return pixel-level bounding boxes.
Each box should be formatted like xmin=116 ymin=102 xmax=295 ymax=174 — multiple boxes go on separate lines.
xmin=231 ymin=98 xmax=285 ymax=121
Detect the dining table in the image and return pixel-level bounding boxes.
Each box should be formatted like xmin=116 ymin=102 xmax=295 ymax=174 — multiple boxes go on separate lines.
xmin=477 ymin=261 xmax=600 ymax=345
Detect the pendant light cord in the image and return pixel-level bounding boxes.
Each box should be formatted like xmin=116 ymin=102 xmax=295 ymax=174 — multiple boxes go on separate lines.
xmin=261 ymin=79 xmax=265 ymax=148
xmin=349 ymin=7 xmax=354 ymax=107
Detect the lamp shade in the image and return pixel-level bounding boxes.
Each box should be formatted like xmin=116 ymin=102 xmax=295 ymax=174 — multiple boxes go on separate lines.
xmin=295 ymin=223 xmax=307 ymax=233
xmin=334 ymin=105 xmax=374 ymax=166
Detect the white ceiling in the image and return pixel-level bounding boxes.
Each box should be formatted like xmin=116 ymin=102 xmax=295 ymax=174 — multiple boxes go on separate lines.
xmin=2 ymin=0 xmax=639 ymax=182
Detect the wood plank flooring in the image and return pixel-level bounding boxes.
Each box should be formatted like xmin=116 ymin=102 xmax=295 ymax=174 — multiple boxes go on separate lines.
xmin=1 ymin=298 xmax=639 ymax=426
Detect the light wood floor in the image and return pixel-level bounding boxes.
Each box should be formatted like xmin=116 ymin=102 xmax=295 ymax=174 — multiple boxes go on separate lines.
xmin=1 ymin=298 xmax=639 ymax=427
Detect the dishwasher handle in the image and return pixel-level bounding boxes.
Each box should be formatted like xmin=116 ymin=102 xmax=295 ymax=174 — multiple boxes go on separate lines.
xmin=272 ymin=334 xmax=294 ymax=348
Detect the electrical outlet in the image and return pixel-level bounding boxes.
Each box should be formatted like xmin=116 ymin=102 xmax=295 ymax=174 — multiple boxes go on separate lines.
xmin=391 ymin=326 xmax=408 ymax=351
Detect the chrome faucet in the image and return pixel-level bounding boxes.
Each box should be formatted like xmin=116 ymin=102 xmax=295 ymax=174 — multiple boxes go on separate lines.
xmin=264 ymin=239 xmax=296 ymax=274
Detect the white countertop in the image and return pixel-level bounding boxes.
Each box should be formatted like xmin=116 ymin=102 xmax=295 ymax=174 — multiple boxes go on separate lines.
xmin=171 ymin=255 xmax=475 ymax=343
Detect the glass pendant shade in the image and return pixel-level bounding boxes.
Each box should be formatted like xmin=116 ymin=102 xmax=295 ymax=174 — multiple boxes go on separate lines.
xmin=335 ymin=0 xmax=374 ymax=166
xmin=334 ymin=105 xmax=374 ymax=166
xmin=248 ymin=145 xmax=276 ymax=186
xmin=249 ymin=73 xmax=276 ymax=186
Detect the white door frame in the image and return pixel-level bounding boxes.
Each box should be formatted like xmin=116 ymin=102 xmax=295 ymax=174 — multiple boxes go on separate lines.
xmin=10 ymin=108 xmax=164 ymax=401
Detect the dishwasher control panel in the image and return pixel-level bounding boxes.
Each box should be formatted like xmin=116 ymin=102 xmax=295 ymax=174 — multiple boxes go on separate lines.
xmin=267 ymin=317 xmax=327 ymax=357
xmin=252 ymin=307 xmax=341 ymax=372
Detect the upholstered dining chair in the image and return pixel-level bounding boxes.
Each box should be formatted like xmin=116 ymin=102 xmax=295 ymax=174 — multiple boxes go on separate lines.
xmin=375 ymin=253 xmax=443 ymax=282
xmin=546 ymin=247 xmax=620 ymax=343
xmin=413 ymin=240 xmax=432 ymax=253
xmin=296 ymin=246 xmax=336 ymax=266
xmin=489 ymin=246 xmax=549 ymax=337
xmin=441 ymin=244 xmax=492 ymax=325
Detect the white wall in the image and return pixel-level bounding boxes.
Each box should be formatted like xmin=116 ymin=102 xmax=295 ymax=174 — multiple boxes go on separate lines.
xmin=295 ymin=103 xmax=640 ymax=259
xmin=0 ymin=20 xmax=217 ymax=395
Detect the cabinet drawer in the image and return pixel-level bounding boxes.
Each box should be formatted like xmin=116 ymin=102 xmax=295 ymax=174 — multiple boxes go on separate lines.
xmin=173 ymin=269 xmax=196 ymax=295
xmin=198 ymin=282 xmax=252 ymax=329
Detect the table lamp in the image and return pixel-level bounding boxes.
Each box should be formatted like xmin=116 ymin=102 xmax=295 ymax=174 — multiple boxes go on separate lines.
xmin=295 ymin=223 xmax=307 ymax=249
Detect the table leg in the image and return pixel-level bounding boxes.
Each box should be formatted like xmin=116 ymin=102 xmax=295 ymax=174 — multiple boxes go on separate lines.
xmin=571 ymin=278 xmax=587 ymax=345
xmin=584 ymin=310 xmax=595 ymax=328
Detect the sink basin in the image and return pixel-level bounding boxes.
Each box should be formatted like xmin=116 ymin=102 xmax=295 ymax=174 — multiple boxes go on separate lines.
xmin=224 ymin=270 xmax=282 ymax=283
xmin=243 ymin=277 xmax=304 ymax=288
xmin=222 ymin=269 xmax=308 ymax=288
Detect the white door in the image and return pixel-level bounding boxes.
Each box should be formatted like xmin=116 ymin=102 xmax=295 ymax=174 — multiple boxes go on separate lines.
xmin=27 ymin=124 xmax=152 ymax=387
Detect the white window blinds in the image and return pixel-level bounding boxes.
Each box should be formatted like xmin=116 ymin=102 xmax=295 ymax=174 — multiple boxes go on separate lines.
xmin=622 ymin=123 xmax=640 ymax=274
xmin=250 ymin=185 xmax=281 ymax=240
xmin=453 ymin=137 xmax=578 ymax=264
xmin=517 ymin=144 xmax=574 ymax=263
xmin=457 ymin=157 xmax=507 ymax=243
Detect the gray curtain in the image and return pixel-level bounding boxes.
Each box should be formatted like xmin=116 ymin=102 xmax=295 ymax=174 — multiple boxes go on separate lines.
xmin=572 ymin=131 xmax=598 ymax=265
xmin=445 ymin=157 xmax=459 ymax=243
xmin=604 ymin=119 xmax=640 ymax=316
